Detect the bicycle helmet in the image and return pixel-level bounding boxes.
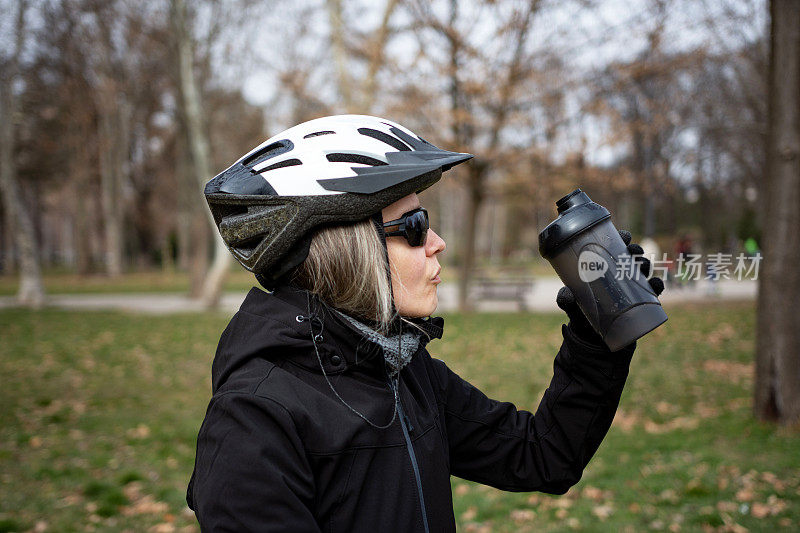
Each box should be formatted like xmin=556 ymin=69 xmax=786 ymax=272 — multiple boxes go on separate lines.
xmin=204 ymin=114 xmax=472 ymax=288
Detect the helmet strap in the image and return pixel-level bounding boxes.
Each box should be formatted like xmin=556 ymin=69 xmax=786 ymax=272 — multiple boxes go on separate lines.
xmin=370 ymin=211 xmax=403 ymax=336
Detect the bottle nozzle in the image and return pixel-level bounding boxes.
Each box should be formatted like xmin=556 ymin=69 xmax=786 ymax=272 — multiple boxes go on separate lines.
xmin=556 ymin=188 xmax=590 ymax=213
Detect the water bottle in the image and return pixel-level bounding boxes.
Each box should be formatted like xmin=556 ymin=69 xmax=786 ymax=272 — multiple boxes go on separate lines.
xmin=538 ymin=189 xmax=668 ymax=351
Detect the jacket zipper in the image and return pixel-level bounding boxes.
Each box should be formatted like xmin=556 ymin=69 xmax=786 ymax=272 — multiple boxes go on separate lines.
xmin=392 ymin=378 xmax=430 ymax=533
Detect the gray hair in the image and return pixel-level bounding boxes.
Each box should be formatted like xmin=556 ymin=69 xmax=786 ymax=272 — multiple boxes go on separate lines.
xmin=289 ymin=218 xmax=397 ymax=334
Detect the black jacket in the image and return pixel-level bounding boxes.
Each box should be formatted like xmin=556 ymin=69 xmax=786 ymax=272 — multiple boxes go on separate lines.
xmin=187 ymin=284 xmax=636 ymax=532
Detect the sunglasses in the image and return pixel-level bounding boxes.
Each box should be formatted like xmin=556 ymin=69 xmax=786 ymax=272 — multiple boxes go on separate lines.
xmin=382 ymin=207 xmax=429 ymax=247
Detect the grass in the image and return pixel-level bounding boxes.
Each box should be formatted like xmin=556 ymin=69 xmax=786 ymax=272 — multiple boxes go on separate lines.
xmin=1 ymin=300 xmax=797 ymax=532
xmin=0 ymin=269 xmax=260 ymax=296
xmin=442 ymin=302 xmax=798 ymax=532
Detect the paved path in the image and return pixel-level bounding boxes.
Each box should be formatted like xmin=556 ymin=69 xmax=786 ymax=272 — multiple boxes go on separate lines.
xmin=0 ymin=278 xmax=756 ymax=315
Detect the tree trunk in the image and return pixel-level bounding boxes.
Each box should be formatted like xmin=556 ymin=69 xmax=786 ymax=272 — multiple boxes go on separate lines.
xmin=502 ymin=200 xmax=525 ymax=259
xmin=67 ymin=103 xmax=95 ymax=275
xmin=160 ymin=236 xmax=174 ymax=272
xmin=94 ymin=5 xmax=131 ymax=278
xmin=172 ymin=0 xmax=231 ymax=308
xmin=73 ymin=188 xmax=92 ymax=274
xmin=189 ymin=210 xmax=209 ymax=299
xmin=1 ymin=197 xmax=14 ymax=275
xmin=457 ymin=165 xmax=486 ymax=311
xmin=0 ymin=0 xmax=44 ymax=308
xmin=98 ymin=105 xmax=125 ymax=277
xmin=643 ymin=133 xmax=657 ymax=238
xmin=754 ymin=0 xmax=800 ymax=426
xmin=175 ymin=136 xmax=192 ymax=272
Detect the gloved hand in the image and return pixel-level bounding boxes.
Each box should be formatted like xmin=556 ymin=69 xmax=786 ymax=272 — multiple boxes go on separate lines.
xmin=556 ymin=230 xmax=665 ymax=349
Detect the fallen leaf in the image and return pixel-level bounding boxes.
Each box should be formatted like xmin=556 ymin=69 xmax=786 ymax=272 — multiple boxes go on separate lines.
xmin=582 ymin=485 xmax=608 ymax=501
xmin=659 ymin=489 xmax=679 ymax=503
xmin=702 ymin=360 xmax=752 ymax=381
xmin=612 ymin=409 xmax=640 ymax=433
xmin=716 ymin=501 xmax=737 ymax=513
xmin=709 ymin=323 xmax=736 ymax=344
xmin=644 ymin=417 xmax=700 ymax=434
xmin=552 ymin=497 xmax=573 ymax=509
xmin=148 ymin=524 xmax=175 ymax=533
xmin=592 ymin=504 xmax=613 ymax=520
xmin=656 ymin=401 xmax=675 ymax=415
xmin=127 ymin=424 xmax=151 ymax=439
xmin=510 ymin=509 xmax=535 ymax=523
xmin=750 ymin=502 xmax=770 ymax=518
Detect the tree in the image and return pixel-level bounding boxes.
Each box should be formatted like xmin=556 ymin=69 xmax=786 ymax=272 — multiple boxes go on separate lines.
xmin=92 ymin=0 xmax=132 ymax=277
xmin=0 ymin=0 xmax=45 ymax=308
xmin=409 ymin=0 xmax=549 ymax=310
xmin=171 ymin=0 xmax=232 ymax=308
xmin=754 ymin=0 xmax=800 ymax=426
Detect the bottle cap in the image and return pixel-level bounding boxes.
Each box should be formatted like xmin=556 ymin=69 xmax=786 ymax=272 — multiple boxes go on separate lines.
xmin=538 ymin=188 xmax=611 ymax=258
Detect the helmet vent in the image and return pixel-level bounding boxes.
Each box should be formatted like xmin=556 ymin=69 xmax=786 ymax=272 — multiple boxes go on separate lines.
xmin=235 ymin=235 xmax=265 ymax=255
xmin=357 ymin=128 xmax=411 ymax=152
xmin=326 ymin=153 xmax=388 ymax=166
xmin=255 ymin=158 xmax=302 ymax=173
xmin=241 ymin=139 xmax=293 ymax=167
xmin=215 ymin=203 xmax=248 ymax=220
xmin=303 ymin=130 xmax=335 ymax=139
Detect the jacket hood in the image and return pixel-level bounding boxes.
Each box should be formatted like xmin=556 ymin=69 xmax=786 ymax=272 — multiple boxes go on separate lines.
xmin=210 ymin=285 xmax=444 ymax=394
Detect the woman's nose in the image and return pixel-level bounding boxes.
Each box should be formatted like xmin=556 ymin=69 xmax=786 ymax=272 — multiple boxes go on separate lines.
xmin=426 ymin=228 xmax=446 ymax=255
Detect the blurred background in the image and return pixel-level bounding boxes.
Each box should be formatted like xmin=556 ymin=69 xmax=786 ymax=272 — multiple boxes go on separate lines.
xmin=0 ymin=0 xmax=770 ymax=301
xmin=1 ymin=0 xmax=798 ymax=531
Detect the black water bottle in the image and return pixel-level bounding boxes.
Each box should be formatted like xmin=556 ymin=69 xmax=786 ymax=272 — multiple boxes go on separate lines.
xmin=538 ymin=189 xmax=667 ymax=351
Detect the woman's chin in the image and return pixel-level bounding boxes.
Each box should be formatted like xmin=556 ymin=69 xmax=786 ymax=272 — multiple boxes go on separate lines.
xmin=421 ymin=293 xmax=438 ymax=317
xmin=430 ymin=292 xmax=439 ymax=315
xmin=400 ymin=299 xmax=437 ymax=318
xmin=395 ymin=283 xmax=441 ymax=317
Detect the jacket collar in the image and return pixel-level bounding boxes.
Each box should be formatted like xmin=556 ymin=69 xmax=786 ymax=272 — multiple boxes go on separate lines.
xmin=237 ymin=285 xmax=444 ymax=376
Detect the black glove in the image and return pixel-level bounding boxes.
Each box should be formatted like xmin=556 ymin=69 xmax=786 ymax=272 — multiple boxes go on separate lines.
xmin=557 ymin=230 xmax=665 ymax=349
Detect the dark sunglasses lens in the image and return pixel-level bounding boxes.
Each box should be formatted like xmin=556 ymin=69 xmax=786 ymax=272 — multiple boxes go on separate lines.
xmin=405 ymin=210 xmax=429 ymax=246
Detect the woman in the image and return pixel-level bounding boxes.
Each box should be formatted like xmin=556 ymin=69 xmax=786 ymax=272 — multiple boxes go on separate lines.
xmin=187 ymin=115 xmax=663 ymax=532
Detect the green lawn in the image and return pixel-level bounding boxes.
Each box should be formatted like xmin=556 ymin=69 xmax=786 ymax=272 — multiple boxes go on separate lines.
xmin=0 ymin=270 xmax=259 ymax=296
xmin=1 ymin=301 xmax=797 ymax=532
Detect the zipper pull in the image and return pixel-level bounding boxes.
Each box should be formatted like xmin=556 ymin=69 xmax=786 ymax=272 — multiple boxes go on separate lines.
xmin=404 ymin=413 xmax=414 ymax=434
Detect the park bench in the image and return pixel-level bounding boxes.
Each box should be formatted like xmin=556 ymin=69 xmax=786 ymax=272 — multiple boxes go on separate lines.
xmin=470 ymin=276 xmax=535 ymax=311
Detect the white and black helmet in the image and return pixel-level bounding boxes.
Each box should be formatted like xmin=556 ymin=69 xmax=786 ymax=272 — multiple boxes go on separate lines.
xmin=205 ymin=114 xmax=472 ymax=288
